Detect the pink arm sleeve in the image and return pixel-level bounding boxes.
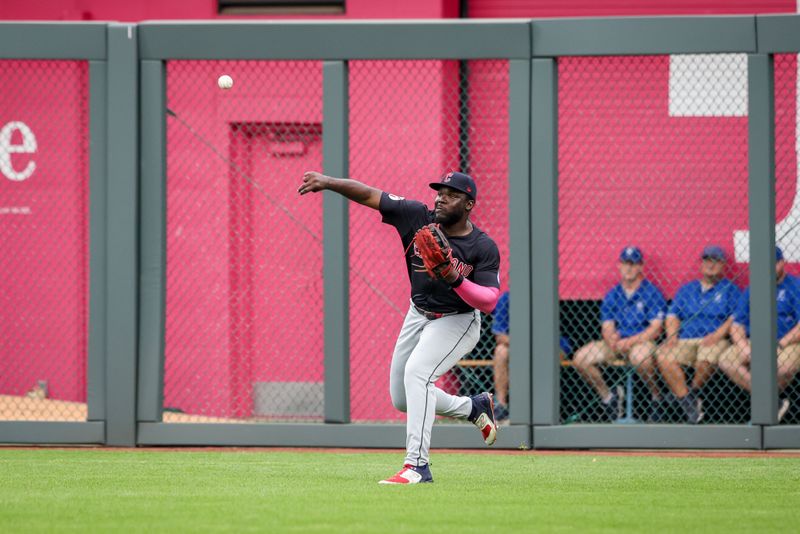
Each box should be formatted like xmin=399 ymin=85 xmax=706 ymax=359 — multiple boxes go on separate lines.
xmin=453 ymin=278 xmax=501 ymax=314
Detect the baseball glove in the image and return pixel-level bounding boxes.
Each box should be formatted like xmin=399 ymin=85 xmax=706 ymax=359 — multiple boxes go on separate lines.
xmin=413 ymin=223 xmax=456 ymax=281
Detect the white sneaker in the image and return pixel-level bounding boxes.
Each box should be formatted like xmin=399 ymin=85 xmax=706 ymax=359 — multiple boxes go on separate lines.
xmin=378 ymin=464 xmax=433 ymax=485
xmin=469 ymin=392 xmax=498 ymax=446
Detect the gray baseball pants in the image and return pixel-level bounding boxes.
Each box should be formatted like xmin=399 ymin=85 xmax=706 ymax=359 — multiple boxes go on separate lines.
xmin=389 ymin=303 xmax=481 ymax=467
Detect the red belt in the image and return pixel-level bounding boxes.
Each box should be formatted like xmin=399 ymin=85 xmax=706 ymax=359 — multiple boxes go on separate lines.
xmin=413 ymin=305 xmax=461 ymax=320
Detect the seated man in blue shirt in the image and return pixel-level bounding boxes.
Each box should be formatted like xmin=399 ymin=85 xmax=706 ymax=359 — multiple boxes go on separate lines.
xmin=657 ymin=245 xmax=741 ymax=423
xmin=491 ymin=291 xmax=511 ymax=421
xmin=490 ymin=290 xmax=570 ymax=422
xmin=573 ymin=246 xmax=667 ymax=422
xmin=719 ymin=247 xmax=800 ymax=421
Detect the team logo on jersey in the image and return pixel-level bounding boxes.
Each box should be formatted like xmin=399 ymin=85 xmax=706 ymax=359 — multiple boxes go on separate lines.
xmin=410 ymin=243 xmax=473 ymax=278
xmin=636 ymin=301 xmax=644 ymax=313
xmin=714 ymin=293 xmax=722 ymax=303
xmin=452 ymin=259 xmax=474 ymax=278
xmin=388 ymin=194 xmax=405 ymax=201
xmin=778 ymin=289 xmax=786 ymax=301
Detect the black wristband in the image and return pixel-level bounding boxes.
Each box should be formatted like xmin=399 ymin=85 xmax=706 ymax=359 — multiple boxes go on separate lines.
xmin=449 ymin=274 xmax=464 ymax=288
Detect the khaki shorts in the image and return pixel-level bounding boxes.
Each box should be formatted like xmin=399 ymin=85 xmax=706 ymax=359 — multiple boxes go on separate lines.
xmin=577 ymin=340 xmax=656 ymax=365
xmin=661 ymin=338 xmax=730 ymax=365
xmin=720 ymin=342 xmax=800 ymax=369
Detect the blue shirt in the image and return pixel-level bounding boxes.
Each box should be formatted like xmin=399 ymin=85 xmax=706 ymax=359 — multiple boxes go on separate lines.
xmin=490 ymin=291 xmax=572 ymax=354
xmin=491 ymin=291 xmax=510 ymax=335
xmin=668 ymin=279 xmax=741 ymax=339
xmin=600 ymin=279 xmax=666 ymax=338
xmin=734 ymin=274 xmax=800 ymax=339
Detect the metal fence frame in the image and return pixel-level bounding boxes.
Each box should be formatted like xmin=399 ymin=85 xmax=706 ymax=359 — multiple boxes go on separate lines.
xmin=1 ymin=16 xmax=798 ymax=449
xmin=0 ymin=23 xmax=110 ymax=444
xmin=135 ymin=20 xmax=533 ymax=448
xmin=530 ymin=15 xmax=799 ymax=450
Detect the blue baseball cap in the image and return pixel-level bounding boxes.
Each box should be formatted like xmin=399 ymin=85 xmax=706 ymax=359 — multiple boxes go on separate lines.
xmin=619 ymin=246 xmax=643 ymax=264
xmin=777 ymin=246 xmax=784 ymax=261
xmin=701 ymin=245 xmax=726 ymax=261
xmin=430 ymin=171 xmax=477 ymax=200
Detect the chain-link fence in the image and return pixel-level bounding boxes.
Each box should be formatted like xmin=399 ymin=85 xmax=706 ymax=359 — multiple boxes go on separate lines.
xmin=159 ymin=53 xmax=798 ymax=429
xmin=162 ymin=59 xmax=510 ymax=424
xmin=0 ymin=60 xmax=90 ymax=422
xmin=774 ymin=53 xmax=800 ymax=425
xmin=164 ymin=60 xmax=326 ymax=423
xmin=558 ymin=54 xmax=751 ymax=425
xmin=347 ymin=59 xmax=510 ymax=422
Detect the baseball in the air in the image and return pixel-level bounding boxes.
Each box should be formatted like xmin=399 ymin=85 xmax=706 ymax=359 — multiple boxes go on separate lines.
xmin=217 ymin=74 xmax=233 ymax=90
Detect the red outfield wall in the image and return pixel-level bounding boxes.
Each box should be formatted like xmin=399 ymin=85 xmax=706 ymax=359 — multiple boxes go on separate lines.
xmin=1 ymin=0 xmax=798 ymax=419
xmin=0 ymin=61 xmax=89 ymax=403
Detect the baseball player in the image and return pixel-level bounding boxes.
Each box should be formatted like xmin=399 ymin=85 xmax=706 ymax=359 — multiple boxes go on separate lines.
xmin=657 ymin=245 xmax=740 ymax=424
xmin=298 ymin=170 xmax=501 ymax=484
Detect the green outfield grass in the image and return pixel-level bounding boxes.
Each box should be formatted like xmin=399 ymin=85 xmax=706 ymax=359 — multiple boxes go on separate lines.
xmin=0 ymin=449 xmax=798 ymax=533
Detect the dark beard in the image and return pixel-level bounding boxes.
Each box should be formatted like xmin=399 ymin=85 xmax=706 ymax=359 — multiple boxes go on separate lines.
xmin=434 ymin=210 xmax=461 ymax=226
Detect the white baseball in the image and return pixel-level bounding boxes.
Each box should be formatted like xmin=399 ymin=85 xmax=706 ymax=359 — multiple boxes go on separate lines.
xmin=217 ymin=74 xmax=233 ymax=90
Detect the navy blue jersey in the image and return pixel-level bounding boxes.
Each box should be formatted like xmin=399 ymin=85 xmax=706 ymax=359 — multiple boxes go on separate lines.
xmin=668 ymin=279 xmax=741 ymax=339
xmin=379 ymin=191 xmax=500 ymax=313
xmin=600 ymin=279 xmax=666 ymax=338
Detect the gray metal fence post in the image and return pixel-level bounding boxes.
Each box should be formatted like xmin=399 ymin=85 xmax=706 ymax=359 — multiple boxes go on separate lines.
xmin=531 ymin=58 xmax=560 ymax=426
xmin=747 ymin=53 xmax=778 ymax=425
xmin=508 ymin=58 xmax=532 ymax=427
xmin=105 ymin=24 xmax=140 ymax=445
xmin=87 ymin=60 xmax=108 ymax=422
xmin=323 ymin=60 xmax=350 ymax=423
xmin=138 ymin=59 xmax=167 ymax=424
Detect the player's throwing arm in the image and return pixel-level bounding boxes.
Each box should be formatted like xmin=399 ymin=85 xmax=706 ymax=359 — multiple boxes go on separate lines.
xmin=298 ymin=171 xmax=381 ymax=209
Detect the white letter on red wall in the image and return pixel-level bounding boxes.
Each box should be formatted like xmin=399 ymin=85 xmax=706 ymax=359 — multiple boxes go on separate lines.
xmin=0 ymin=121 xmax=37 ymax=181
